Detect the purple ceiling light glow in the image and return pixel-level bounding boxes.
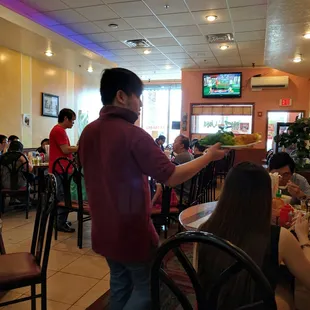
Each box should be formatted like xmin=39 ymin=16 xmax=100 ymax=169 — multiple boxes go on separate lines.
xmin=0 ymin=0 xmax=116 ymax=62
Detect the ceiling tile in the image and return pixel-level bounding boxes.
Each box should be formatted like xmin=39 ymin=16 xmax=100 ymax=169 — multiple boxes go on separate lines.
xmin=187 ymin=51 xmax=214 ymax=58
xmin=165 ymin=53 xmax=190 ymax=59
xmin=143 ymin=0 xmax=188 ymax=14
xmin=111 ymin=30 xmax=143 ymax=41
xmin=22 ymin=0 xmax=68 ymax=11
xmin=233 ymin=19 xmax=266 ymax=32
xmin=108 ymin=1 xmax=153 ymax=18
xmin=139 ymin=28 xmax=171 ymax=38
xmin=173 ymin=59 xmax=195 ymax=65
xmin=158 ymin=13 xmax=195 ymax=27
xmin=237 ymin=40 xmax=265 ymax=51
xmin=69 ymin=34 xmax=93 ymax=44
xmin=217 ymin=57 xmax=242 ymax=66
xmin=176 ymin=36 xmax=207 ymax=45
xmin=199 ymin=22 xmax=233 ymax=34
xmin=84 ymin=43 xmax=105 ymax=51
xmin=168 ymin=25 xmax=201 ymax=37
xmin=135 ymin=48 xmax=161 ymax=55
xmin=148 ymin=37 xmax=178 ymax=46
xmin=99 ymin=41 xmax=128 ymax=49
xmin=46 ymin=9 xmax=87 ymax=24
xmin=50 ymin=24 xmax=77 ymax=36
xmin=130 ymin=60 xmax=153 ymax=66
xmin=185 ymin=0 xmax=227 ymax=11
xmin=150 ymin=60 xmax=174 ymax=65
xmin=230 ymin=5 xmax=267 ymax=21
xmin=112 ymin=49 xmax=138 ymax=56
xmin=182 ymin=44 xmax=211 ymax=52
xmin=144 ymin=54 xmax=168 ymax=60
xmin=194 ymin=58 xmax=219 ymax=66
xmin=105 ymin=0 xmax=138 ymax=3
xmin=121 ymin=55 xmax=145 ymax=61
xmin=157 ymin=46 xmax=185 ymax=53
xmin=94 ymin=19 xmax=132 ymax=32
xmin=234 ymin=30 xmax=265 ymax=41
xmin=192 ymin=9 xmax=230 ymax=24
xmin=68 ymin=22 xmax=102 ymax=34
xmin=28 ymin=13 xmax=59 ymax=26
xmin=62 ymin=0 xmax=102 ymax=8
xmin=241 ymin=55 xmax=265 ymax=66
xmin=76 ymin=5 xmax=118 ymax=21
xmin=210 ymin=43 xmax=239 ymax=56
xmin=228 ymin=0 xmax=267 ymax=8
xmin=125 ymin=16 xmax=162 ymax=29
xmin=85 ymin=32 xmax=116 ymax=42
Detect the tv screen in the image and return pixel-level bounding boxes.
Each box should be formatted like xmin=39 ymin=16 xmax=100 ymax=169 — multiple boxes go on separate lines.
xmin=202 ymin=72 xmax=242 ymax=98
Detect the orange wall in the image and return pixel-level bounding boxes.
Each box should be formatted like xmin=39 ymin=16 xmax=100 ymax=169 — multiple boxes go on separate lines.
xmin=182 ymin=68 xmax=310 ymax=149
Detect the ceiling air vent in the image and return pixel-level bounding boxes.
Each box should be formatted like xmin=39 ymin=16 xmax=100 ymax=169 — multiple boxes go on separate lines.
xmin=206 ymin=33 xmax=234 ymax=44
xmin=124 ymin=39 xmax=152 ymax=48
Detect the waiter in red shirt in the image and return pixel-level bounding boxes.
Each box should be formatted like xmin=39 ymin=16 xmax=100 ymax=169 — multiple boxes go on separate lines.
xmin=79 ymin=68 xmax=225 ymax=309
xmin=49 ymin=108 xmax=78 ymax=233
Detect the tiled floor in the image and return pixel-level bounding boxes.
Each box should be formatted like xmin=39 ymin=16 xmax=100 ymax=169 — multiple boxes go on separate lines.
xmin=0 ymin=210 xmax=110 ymax=309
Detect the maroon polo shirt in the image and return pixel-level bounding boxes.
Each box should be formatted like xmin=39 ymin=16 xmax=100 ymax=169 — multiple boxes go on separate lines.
xmin=79 ymin=106 xmax=176 ymax=263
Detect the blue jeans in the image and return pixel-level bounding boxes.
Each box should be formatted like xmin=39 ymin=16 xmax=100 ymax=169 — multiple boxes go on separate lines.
xmin=106 ymin=258 xmax=152 ymax=310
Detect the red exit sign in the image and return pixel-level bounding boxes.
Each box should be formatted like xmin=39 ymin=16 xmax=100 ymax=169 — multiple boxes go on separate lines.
xmin=279 ymin=98 xmax=292 ymax=106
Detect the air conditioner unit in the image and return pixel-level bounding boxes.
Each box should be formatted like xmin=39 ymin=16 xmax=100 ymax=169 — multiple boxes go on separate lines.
xmin=251 ymin=76 xmax=289 ymax=90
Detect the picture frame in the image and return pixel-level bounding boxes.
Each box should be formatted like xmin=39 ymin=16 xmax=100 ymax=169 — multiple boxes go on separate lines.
xmin=42 ymin=93 xmax=59 ymax=118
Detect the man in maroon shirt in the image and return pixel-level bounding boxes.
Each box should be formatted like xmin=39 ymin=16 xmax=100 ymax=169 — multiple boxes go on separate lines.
xmin=79 ymin=68 xmax=225 ymax=309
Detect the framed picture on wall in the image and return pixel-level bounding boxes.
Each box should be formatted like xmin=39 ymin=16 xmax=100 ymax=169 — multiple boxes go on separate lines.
xmin=42 ymin=93 xmax=59 ymax=118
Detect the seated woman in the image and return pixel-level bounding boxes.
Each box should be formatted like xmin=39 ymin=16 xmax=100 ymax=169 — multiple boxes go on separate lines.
xmin=193 ymin=142 xmax=206 ymax=158
xmin=36 ymin=138 xmax=49 ymax=154
xmin=198 ymin=162 xmax=310 ymax=309
xmin=269 ymin=152 xmax=310 ymax=204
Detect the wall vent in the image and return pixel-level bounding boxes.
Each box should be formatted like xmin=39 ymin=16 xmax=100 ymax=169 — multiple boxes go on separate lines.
xmin=206 ymin=33 xmax=234 ymax=44
xmin=123 ymin=39 xmax=152 ymax=48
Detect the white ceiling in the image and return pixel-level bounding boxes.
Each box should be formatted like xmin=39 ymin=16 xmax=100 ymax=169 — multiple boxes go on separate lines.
xmin=0 ymin=0 xmax=269 ymax=80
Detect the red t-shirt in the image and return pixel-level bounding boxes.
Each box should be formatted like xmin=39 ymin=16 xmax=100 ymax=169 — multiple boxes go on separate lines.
xmin=79 ymin=106 xmax=176 ymax=263
xmin=48 ymin=124 xmax=72 ymax=174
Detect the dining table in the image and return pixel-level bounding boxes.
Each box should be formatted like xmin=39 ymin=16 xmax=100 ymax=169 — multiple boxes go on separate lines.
xmin=32 ymin=163 xmax=49 ymax=197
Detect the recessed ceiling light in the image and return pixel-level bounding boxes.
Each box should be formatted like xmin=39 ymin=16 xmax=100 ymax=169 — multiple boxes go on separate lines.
xmin=303 ymin=33 xmax=310 ymax=39
xmin=143 ymin=49 xmax=151 ymax=55
xmin=165 ymin=65 xmax=172 ymax=70
xmin=87 ymin=66 xmax=93 ymax=73
xmin=164 ymin=4 xmax=170 ymax=9
xmin=108 ymin=23 xmax=118 ymax=29
xmin=219 ymin=45 xmax=229 ymax=50
xmin=44 ymin=50 xmax=53 ymax=57
xmin=206 ymin=15 xmax=218 ymax=22
xmin=293 ymin=55 xmax=302 ymax=63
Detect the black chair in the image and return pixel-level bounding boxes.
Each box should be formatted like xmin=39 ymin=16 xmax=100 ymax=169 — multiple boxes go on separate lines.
xmin=0 ymin=173 xmax=57 ymax=310
xmin=52 ymin=157 xmax=90 ymax=248
xmin=215 ymin=149 xmax=236 ymax=182
xmin=0 ymin=152 xmax=31 ymax=218
xmin=151 ymin=231 xmax=277 ymax=310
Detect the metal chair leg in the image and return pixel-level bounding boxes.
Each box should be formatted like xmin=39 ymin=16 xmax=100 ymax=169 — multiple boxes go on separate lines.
xmin=41 ymin=280 xmax=47 ymax=310
xmin=78 ymin=212 xmax=83 ymax=249
xmin=31 ymin=284 xmax=36 ymax=310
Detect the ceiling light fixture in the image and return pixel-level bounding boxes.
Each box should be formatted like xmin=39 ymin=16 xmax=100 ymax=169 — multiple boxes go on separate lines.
xmin=293 ymin=55 xmax=302 ymax=63
xmin=164 ymin=4 xmax=170 ymax=9
xmin=303 ymin=33 xmax=310 ymax=39
xmin=87 ymin=65 xmax=94 ymax=73
xmin=108 ymin=23 xmax=118 ymax=29
xmin=165 ymin=65 xmax=172 ymax=70
xmin=143 ymin=49 xmax=151 ymax=55
xmin=206 ymin=15 xmax=218 ymax=22
xmin=44 ymin=50 xmax=53 ymax=57
xmin=219 ymin=45 xmax=229 ymax=50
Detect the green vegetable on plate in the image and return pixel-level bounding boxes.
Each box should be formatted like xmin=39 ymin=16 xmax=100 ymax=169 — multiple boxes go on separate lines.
xmin=199 ymin=131 xmax=235 ymax=146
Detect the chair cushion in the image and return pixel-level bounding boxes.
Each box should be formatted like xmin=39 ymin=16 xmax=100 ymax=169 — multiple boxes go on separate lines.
xmin=0 ymin=252 xmax=41 ymax=287
xmin=1 ymin=187 xmax=27 ymax=193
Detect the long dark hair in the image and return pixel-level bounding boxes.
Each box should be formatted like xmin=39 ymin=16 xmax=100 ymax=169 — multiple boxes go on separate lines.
xmin=198 ymin=162 xmax=272 ymax=309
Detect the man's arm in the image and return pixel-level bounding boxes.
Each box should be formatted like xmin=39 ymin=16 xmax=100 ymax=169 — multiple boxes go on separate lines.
xmin=60 ymin=145 xmax=78 ymax=155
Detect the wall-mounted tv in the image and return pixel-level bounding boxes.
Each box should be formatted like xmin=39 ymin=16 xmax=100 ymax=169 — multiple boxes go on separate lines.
xmin=202 ymin=72 xmax=242 ymax=98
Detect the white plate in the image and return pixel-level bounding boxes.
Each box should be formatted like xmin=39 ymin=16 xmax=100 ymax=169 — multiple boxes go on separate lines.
xmin=204 ymin=141 xmax=261 ymax=149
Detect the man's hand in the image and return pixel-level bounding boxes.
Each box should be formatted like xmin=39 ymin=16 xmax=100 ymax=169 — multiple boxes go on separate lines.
xmin=287 ymin=181 xmax=304 ymax=199
xmin=205 ymin=143 xmax=226 ymax=162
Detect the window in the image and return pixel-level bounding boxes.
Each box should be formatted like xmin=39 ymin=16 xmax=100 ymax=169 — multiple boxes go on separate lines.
xmin=141 ymin=85 xmax=181 ymax=144
xmin=191 ymin=104 xmax=253 ymax=135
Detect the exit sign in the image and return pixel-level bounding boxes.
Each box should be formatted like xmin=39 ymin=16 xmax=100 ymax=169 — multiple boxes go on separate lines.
xmin=280 ymin=98 xmax=292 ymax=106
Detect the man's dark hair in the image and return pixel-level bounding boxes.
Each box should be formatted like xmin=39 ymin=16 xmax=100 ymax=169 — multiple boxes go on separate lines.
xmin=0 ymin=135 xmax=7 ymax=144
xmin=58 ymin=109 xmax=76 ymax=123
xmin=100 ymin=68 xmax=143 ymax=105
xmin=41 ymin=138 xmax=49 ymax=146
xmin=8 ymin=135 xmax=19 ymax=143
xmin=269 ymin=152 xmax=295 ymax=173
xmin=178 ymin=135 xmax=190 ymax=150
xmin=194 ymin=142 xmax=206 ymax=153
xmin=158 ymin=135 xmax=166 ymax=141
xmin=8 ymin=140 xmax=23 ymax=152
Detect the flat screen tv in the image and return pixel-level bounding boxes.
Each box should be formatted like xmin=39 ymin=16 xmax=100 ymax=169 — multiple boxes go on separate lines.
xmin=202 ymin=72 xmax=242 ymax=98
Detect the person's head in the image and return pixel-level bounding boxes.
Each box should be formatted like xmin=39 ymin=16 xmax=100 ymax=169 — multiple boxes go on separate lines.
xmin=100 ymin=68 xmax=143 ymax=116
xmin=198 ymin=162 xmax=272 ymax=307
xmin=269 ymin=152 xmax=295 ymax=186
xmin=8 ymin=140 xmax=23 ymax=153
xmin=0 ymin=135 xmax=8 ymax=152
xmin=156 ymin=135 xmax=166 ymax=146
xmin=8 ymin=135 xmax=19 ymax=143
xmin=41 ymin=138 xmax=49 ymax=149
xmin=193 ymin=142 xmax=206 ymax=155
xmin=173 ymin=135 xmax=190 ymax=154
xmin=58 ymin=109 xmax=76 ymax=129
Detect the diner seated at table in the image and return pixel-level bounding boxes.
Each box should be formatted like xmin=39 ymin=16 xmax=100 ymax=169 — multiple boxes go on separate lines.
xmin=198 ymin=162 xmax=310 ymax=310
xmin=155 ymin=135 xmax=166 ymax=152
xmin=36 ymin=138 xmax=49 ymax=154
xmin=193 ymin=142 xmax=206 ymax=159
xmin=269 ymin=152 xmax=310 ymax=204
xmin=0 ymin=135 xmax=8 ymax=156
xmin=8 ymin=135 xmax=19 ymax=144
